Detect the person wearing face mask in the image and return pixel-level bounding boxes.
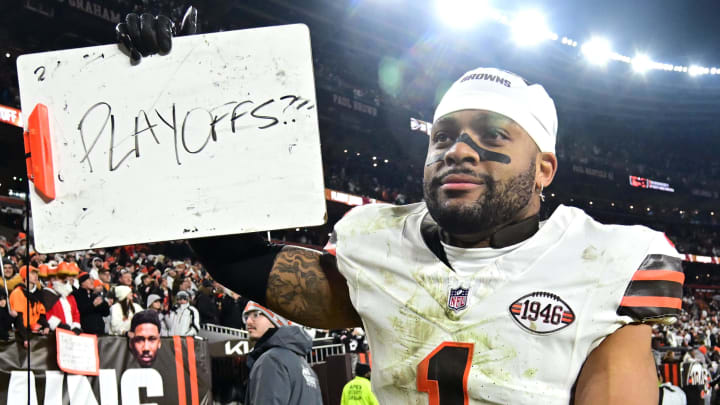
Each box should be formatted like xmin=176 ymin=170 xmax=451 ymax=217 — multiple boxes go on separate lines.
xmin=45 ymin=263 xmax=82 ymax=334
xmin=165 ymin=290 xmax=200 ymax=336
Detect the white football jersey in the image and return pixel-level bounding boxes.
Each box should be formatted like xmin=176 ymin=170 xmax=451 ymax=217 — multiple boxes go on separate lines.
xmin=332 ymin=203 xmax=683 ymax=404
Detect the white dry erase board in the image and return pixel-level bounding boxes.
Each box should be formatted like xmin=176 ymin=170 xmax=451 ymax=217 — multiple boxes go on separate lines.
xmin=16 ymin=24 xmax=326 ymax=253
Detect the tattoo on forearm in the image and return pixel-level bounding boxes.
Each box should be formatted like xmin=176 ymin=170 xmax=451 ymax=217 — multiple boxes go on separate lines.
xmin=267 ymin=247 xmax=332 ymax=324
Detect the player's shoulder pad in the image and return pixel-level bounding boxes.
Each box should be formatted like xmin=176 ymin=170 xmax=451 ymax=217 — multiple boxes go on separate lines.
xmin=335 ymin=202 xmax=423 ymax=229
xmin=326 ymin=203 xmax=423 ymax=256
xmin=616 ymin=233 xmax=684 ymax=323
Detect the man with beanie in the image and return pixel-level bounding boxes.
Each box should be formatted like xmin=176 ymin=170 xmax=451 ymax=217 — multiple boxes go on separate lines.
xmin=122 ymin=24 xmax=682 ymax=404
xmin=190 ymin=66 xmax=682 ymax=405
xmin=1 ymin=259 xmax=22 ymax=295
xmin=341 ymin=363 xmax=378 ymax=405
xmin=242 ymin=301 xmax=322 ymax=405
xmin=9 ymin=265 xmax=49 ymax=346
xmin=72 ymin=272 xmax=110 ymax=335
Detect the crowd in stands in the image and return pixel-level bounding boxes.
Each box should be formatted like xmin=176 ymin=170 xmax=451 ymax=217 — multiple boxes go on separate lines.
xmin=557 ymin=119 xmax=720 ymax=198
xmin=0 ymin=230 xmax=372 ymax=366
xmin=0 ymin=233 xmax=207 ymax=343
xmin=652 ymin=290 xmax=720 ymax=403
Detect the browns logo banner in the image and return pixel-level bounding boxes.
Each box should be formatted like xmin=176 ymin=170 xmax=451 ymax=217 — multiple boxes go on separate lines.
xmin=0 ymin=335 xmax=212 ymax=405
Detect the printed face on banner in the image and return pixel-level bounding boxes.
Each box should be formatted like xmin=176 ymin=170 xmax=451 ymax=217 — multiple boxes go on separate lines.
xmin=129 ymin=323 xmax=162 ymax=367
xmin=0 ymin=334 xmax=210 ymax=405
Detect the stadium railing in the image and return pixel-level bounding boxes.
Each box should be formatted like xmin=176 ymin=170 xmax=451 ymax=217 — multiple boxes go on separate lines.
xmin=199 ymin=323 xmax=249 ymax=342
xmin=307 ymin=343 xmax=346 ymax=365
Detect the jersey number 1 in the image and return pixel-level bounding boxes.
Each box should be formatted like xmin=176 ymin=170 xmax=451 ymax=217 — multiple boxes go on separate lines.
xmin=417 ymin=342 xmax=474 ymax=405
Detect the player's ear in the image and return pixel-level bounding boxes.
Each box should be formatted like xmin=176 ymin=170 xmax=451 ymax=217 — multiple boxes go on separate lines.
xmin=127 ymin=331 xmax=135 ymax=339
xmin=536 ymin=152 xmax=557 ymax=189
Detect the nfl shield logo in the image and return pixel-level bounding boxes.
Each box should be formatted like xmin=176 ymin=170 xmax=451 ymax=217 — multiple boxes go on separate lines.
xmin=448 ymin=287 xmax=469 ymax=311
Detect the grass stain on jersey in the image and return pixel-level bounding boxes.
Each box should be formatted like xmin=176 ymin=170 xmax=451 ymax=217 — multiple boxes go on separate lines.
xmin=343 ymin=205 xmax=408 ymax=237
xmin=390 ymin=306 xmax=437 ymax=357
xmin=523 ymin=368 xmax=538 ymax=378
xmin=453 ymin=330 xmax=516 ymax=385
xmin=581 ymin=245 xmax=604 ymax=262
xmin=412 ymin=267 xmax=464 ymax=321
xmin=381 ymin=268 xmax=397 ymax=286
xmin=388 ymin=306 xmax=438 ymax=388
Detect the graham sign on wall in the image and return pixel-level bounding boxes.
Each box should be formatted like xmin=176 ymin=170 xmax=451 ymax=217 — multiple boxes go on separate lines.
xmin=0 ymin=335 xmax=211 ymax=405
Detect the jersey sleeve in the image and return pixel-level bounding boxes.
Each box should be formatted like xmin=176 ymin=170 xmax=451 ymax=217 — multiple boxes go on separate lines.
xmin=616 ymin=234 xmax=684 ymax=323
xmin=323 ymin=230 xmax=337 ymax=256
xmin=323 ymin=204 xmax=375 ymax=257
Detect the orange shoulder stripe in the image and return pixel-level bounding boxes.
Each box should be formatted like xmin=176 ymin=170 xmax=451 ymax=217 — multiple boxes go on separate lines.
xmin=631 ymin=270 xmax=685 ymax=284
xmin=619 ymin=296 xmax=682 ymax=309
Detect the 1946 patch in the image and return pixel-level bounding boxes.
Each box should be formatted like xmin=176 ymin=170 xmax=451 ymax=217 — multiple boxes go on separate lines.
xmin=509 ymin=291 xmax=575 ymax=334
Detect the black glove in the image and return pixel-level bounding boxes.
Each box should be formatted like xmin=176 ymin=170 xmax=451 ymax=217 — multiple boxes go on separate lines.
xmin=57 ymin=323 xmax=71 ymax=331
xmin=72 ymin=328 xmax=83 ymax=335
xmin=116 ymin=6 xmax=198 ymax=62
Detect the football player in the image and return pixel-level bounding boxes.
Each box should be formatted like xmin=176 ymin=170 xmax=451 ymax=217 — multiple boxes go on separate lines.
xmin=122 ymin=15 xmax=682 ymax=404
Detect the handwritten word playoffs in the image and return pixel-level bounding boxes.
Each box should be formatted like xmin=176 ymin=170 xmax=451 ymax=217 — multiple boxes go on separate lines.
xmin=76 ymin=95 xmax=315 ymax=173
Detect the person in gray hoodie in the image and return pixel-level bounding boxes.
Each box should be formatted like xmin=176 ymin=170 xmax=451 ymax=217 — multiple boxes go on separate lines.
xmin=243 ymin=301 xmax=323 ymax=405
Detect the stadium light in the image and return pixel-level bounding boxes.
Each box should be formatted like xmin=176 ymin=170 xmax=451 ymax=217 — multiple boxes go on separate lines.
xmin=689 ymin=65 xmax=703 ymax=76
xmin=510 ymin=10 xmax=552 ymax=46
xmin=632 ymin=54 xmax=652 ymax=73
xmin=581 ymin=37 xmax=612 ymax=65
xmin=436 ymin=0 xmax=491 ymax=29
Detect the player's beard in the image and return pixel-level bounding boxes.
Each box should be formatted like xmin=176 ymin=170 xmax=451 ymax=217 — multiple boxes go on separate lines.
xmin=423 ymin=158 xmax=536 ymax=237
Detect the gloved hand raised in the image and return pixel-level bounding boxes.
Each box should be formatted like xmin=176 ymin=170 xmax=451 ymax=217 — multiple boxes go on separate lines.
xmin=115 ymin=6 xmax=198 ymax=62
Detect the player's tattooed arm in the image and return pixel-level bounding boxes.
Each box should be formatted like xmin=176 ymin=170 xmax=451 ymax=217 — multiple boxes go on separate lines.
xmin=266 ymin=246 xmax=362 ymax=329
